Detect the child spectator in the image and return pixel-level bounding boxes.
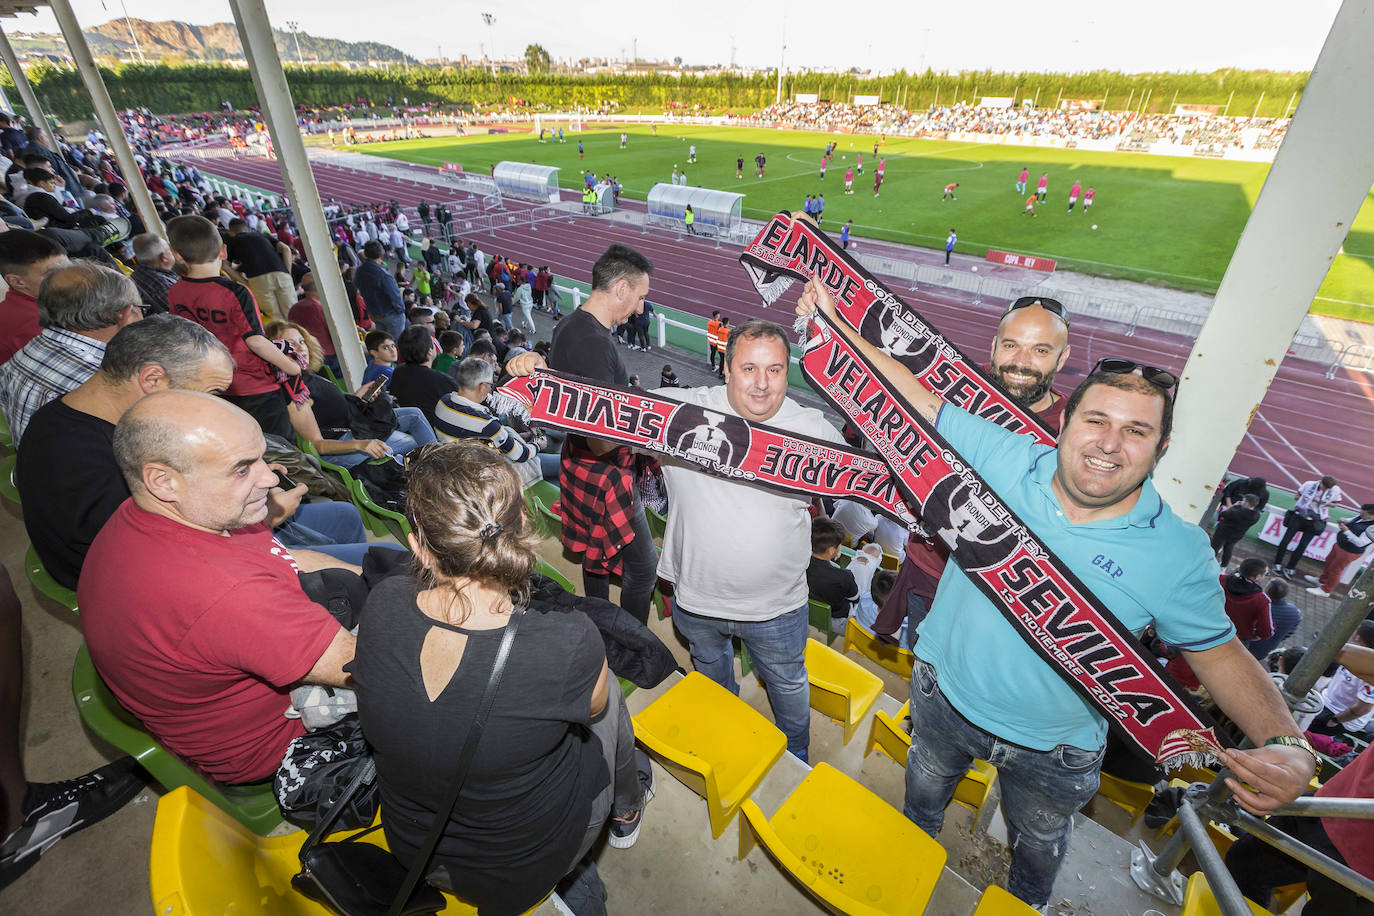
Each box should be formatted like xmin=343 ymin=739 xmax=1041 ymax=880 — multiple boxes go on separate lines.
xmin=165 ymin=214 xmax=301 ymax=441
xmin=1247 ymin=579 xmax=1303 ymax=661
xmin=432 ymin=330 xmax=466 ymax=375
xmin=362 ymin=330 xmax=397 ymax=385
xmin=660 ymin=364 xmax=679 ymax=387
xmin=1211 ymin=493 xmax=1261 ymax=567
xmin=1221 ymin=557 xmax=1275 ymax=653
xmin=807 ymin=517 xmax=858 ymax=635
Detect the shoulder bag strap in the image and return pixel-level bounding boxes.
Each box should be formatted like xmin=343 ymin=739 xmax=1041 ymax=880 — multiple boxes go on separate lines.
xmin=385 ymin=607 xmax=525 ymax=916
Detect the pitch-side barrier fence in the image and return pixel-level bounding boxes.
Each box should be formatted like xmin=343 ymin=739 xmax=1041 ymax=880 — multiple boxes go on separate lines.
xmin=635 ymin=215 xmax=1365 ymax=379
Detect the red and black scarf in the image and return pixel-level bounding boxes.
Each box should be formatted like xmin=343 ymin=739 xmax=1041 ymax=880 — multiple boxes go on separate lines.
xmin=501 ymin=370 xmax=915 ymax=528
xmin=737 ymin=212 xmax=1224 ymax=769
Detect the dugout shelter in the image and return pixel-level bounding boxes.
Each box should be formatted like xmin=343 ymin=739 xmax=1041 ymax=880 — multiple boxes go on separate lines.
xmin=645 ymin=183 xmax=744 ymax=238
xmin=492 ymin=161 xmax=561 ymax=203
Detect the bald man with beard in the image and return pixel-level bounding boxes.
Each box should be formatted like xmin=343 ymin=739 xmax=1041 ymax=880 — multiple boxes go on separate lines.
xmin=872 ymin=296 xmax=1072 ymax=644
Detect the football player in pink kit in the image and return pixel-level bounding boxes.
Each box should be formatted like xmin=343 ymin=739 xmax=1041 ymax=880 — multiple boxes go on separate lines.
xmin=1066 ymin=181 xmax=1082 ymax=212
xmin=844 ymin=167 xmax=854 ymax=194
xmin=1083 ymin=186 xmax=1096 ymax=212
xmin=1036 ymin=172 xmax=1049 ymax=203
xmin=1016 ymin=167 xmax=1029 ymax=195
xmin=856 ymin=152 xmax=864 ymax=175
xmin=873 ymin=159 xmax=886 ymax=196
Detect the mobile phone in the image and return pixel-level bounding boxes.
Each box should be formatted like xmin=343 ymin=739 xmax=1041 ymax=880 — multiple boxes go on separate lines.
xmin=362 ymin=376 xmax=388 ymax=402
xmin=274 ymin=470 xmax=297 ymax=491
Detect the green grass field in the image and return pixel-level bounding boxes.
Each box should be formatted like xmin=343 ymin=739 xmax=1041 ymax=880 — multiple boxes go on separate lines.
xmin=342 ymin=125 xmax=1374 ymax=321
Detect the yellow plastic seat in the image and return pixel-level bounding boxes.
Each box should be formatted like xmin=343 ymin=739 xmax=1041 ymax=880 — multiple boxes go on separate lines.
xmin=806 ymin=638 xmax=883 ymax=745
xmin=972 ymin=885 xmax=1040 ymax=914
xmin=864 ymin=701 xmax=1000 ymax=833
xmin=880 ymin=551 xmax=900 ymax=570
xmin=632 ymin=671 xmax=786 ymax=839
xmin=1095 ymin=771 xmax=1156 ymax=826
xmin=841 ymin=617 xmax=914 ymax=678
xmin=738 ymin=762 xmax=947 ymax=916
xmin=1180 ymin=871 xmax=1272 ymax=915
xmin=150 ymin=785 xmax=547 ymax=915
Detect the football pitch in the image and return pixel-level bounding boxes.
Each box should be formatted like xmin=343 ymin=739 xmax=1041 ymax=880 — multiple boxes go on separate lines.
xmin=343 ymin=125 xmax=1374 ymax=321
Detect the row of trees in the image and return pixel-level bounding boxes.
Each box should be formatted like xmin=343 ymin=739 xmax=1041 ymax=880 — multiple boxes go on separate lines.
xmin=1 ymin=61 xmax=1310 ymax=122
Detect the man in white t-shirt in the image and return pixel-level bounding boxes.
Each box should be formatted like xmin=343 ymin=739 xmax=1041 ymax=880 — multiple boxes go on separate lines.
xmin=1312 ymin=621 xmax=1374 ymax=738
xmin=653 ymin=319 xmax=844 ymax=762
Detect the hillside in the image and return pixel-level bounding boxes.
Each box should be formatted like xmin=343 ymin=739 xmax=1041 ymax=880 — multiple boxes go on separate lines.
xmin=10 ymin=17 xmax=414 ymax=64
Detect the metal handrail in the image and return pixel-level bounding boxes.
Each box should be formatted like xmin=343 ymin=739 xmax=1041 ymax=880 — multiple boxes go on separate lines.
xmin=1133 ymin=561 xmax=1374 ymax=908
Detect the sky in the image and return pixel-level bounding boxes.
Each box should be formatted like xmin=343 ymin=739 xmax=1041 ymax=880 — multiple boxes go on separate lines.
xmin=6 ymin=0 xmax=1344 ymax=75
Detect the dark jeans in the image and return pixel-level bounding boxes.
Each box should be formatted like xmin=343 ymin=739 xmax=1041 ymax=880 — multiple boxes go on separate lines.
xmin=226 ymin=389 xmax=294 ymax=442
xmin=1226 ymin=811 xmax=1374 ymax=915
xmin=903 ymin=658 xmax=1103 ymax=907
xmin=1211 ymin=527 xmax=1245 ymax=567
xmin=581 ymin=502 xmax=657 ymax=626
xmin=1276 ymin=516 xmax=1324 ymax=569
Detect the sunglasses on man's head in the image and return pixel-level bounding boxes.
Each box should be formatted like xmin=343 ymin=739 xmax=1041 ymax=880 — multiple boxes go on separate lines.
xmin=1005 ymin=296 xmax=1069 ymax=325
xmin=1093 ymin=357 xmax=1178 ymax=391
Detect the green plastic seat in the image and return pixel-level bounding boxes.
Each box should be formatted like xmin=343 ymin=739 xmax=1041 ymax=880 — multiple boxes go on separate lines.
xmin=296 ymin=436 xmax=407 ymax=544
xmin=534 ymin=558 xmax=576 ymax=593
xmin=0 ymin=411 xmax=11 ymax=450
xmin=808 ymin=598 xmax=840 ymax=645
xmin=347 ymin=471 xmax=410 ymax=544
xmin=646 ymin=506 xmax=667 ymax=539
xmin=526 ymin=478 xmax=559 ymax=507
xmin=26 ymin=545 xmax=77 ymax=613
xmin=320 ymin=363 xmax=347 ymax=393
xmin=71 ymin=644 xmax=283 ymax=836
xmin=0 ymin=452 xmax=18 ymax=505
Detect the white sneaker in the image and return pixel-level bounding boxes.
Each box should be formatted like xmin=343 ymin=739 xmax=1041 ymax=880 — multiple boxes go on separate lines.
xmin=1306 ymin=586 xmax=1333 ymax=598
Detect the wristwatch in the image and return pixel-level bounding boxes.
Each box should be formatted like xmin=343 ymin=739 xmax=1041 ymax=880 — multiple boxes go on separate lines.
xmin=1265 ymin=735 xmax=1322 ymax=768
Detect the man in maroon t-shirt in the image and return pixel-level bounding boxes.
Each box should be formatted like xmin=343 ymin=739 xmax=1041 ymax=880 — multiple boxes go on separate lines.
xmin=80 ymin=390 xmax=356 ymax=784
xmin=1227 ymin=641 xmax=1374 ymax=912
xmin=872 ymin=297 xmax=1072 ymax=643
xmin=0 ymin=230 xmax=67 ymax=366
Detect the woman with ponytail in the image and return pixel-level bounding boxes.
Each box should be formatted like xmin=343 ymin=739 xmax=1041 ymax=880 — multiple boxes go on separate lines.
xmin=352 ymin=440 xmax=650 ymax=916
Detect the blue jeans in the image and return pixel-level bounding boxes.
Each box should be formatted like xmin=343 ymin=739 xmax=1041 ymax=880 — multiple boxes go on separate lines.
xmin=538 ymin=452 xmax=560 ymax=481
xmin=276 ymin=501 xmax=402 ymax=566
xmin=672 ymin=604 xmax=811 ymax=756
xmin=903 ymin=658 xmax=1104 ymax=907
xmin=331 ymin=406 xmax=437 ymax=468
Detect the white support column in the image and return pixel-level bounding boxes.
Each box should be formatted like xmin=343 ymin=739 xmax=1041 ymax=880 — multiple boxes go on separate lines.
xmin=0 ymin=25 xmax=61 ymax=154
xmin=1155 ymin=1 xmax=1374 ymax=522
xmin=48 ymin=0 xmax=165 ymax=239
xmin=227 ymin=0 xmax=366 ymax=388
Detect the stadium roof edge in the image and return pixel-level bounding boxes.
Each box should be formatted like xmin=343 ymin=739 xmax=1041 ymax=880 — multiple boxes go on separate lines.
xmin=0 ymin=1 xmax=46 ymax=18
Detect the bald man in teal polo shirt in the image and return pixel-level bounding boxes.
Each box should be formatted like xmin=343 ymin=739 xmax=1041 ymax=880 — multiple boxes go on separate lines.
xmin=798 ymin=277 xmax=1316 ymax=909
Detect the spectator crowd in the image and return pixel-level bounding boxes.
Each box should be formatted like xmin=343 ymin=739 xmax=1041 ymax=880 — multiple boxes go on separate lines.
xmin=0 ymin=95 xmax=1366 ymax=916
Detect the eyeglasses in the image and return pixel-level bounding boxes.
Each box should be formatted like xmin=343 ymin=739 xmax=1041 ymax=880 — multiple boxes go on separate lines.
xmin=1092 ymin=357 xmax=1178 ymax=391
xmin=1006 ymin=296 xmax=1069 ymax=325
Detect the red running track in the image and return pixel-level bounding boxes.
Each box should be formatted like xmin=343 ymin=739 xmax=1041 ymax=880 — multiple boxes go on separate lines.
xmin=192 ymin=153 xmax=1374 ymax=502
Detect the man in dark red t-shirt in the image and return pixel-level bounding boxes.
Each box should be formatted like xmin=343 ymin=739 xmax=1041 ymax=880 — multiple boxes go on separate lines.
xmin=80 ymin=390 xmax=355 ymax=784
xmin=873 ymin=297 xmax=1072 ymax=643
xmin=0 ymin=230 xmax=67 ymax=366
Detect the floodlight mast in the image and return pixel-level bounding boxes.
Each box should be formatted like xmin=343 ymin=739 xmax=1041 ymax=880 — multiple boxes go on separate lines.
xmin=775 ymin=8 xmax=786 ymax=105
xmin=481 ymin=13 xmax=496 ymax=75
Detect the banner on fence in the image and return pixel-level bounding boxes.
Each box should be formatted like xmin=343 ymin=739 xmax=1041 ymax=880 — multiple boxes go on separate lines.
xmin=985 ymin=249 xmax=1057 ymax=272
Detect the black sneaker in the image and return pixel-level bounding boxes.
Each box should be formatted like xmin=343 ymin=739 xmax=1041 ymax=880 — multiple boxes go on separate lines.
xmin=607 ymin=759 xmax=655 ymax=850
xmin=0 ymin=757 xmax=145 ymax=890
